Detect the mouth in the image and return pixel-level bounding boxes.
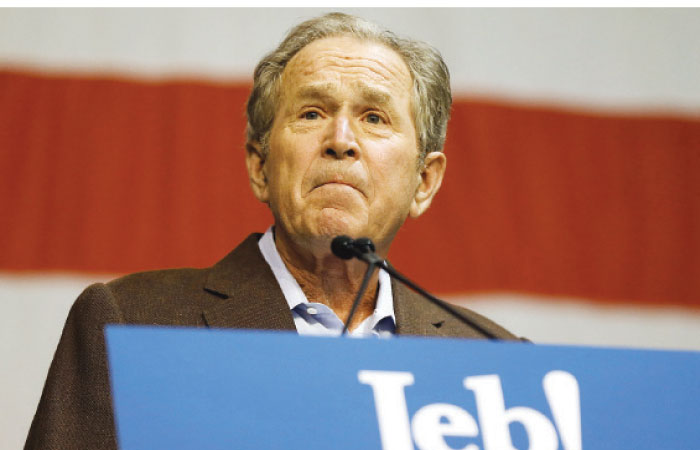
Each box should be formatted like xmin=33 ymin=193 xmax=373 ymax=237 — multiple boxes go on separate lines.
xmin=313 ymin=180 xmax=367 ymax=198
xmin=307 ymin=168 xmax=370 ymax=199
xmin=317 ymin=181 xmax=357 ymax=189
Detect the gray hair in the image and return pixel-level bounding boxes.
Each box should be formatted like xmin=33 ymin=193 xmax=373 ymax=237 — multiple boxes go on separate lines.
xmin=246 ymin=12 xmax=452 ymax=162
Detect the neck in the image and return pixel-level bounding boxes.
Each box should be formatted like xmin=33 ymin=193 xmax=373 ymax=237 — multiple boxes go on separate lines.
xmin=273 ymin=226 xmax=383 ymax=331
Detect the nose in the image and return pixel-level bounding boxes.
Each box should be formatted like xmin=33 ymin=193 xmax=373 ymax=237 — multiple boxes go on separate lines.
xmin=323 ymin=115 xmax=360 ymax=160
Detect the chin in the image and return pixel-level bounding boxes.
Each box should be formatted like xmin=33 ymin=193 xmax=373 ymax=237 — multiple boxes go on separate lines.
xmin=314 ymin=209 xmax=364 ymax=239
xmin=316 ymin=221 xmax=353 ymax=239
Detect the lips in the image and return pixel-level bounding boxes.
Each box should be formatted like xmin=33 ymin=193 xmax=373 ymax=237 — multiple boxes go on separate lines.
xmin=317 ymin=180 xmax=358 ymax=190
xmin=313 ymin=180 xmax=365 ymax=200
xmin=307 ymin=166 xmax=369 ymax=198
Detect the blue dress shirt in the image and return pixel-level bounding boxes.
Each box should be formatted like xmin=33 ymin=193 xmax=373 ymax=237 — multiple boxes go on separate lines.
xmin=258 ymin=227 xmax=396 ymax=338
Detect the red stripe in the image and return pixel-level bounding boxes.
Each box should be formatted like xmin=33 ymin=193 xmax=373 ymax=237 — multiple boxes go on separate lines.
xmin=1 ymin=70 xmax=699 ymax=307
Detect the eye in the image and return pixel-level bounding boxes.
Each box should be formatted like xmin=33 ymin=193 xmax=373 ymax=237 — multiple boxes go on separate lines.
xmin=366 ymin=113 xmax=383 ymax=124
xmin=303 ymin=111 xmax=320 ymax=120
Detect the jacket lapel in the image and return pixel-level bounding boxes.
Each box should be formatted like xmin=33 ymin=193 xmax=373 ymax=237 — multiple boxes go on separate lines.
xmin=201 ymin=234 xmax=296 ymax=332
xmin=393 ymin=277 xmax=452 ymax=337
xmin=393 ymin=277 xmax=502 ymax=339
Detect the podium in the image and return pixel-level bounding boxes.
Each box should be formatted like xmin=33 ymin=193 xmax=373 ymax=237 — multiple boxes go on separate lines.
xmin=105 ymin=325 xmax=699 ymax=449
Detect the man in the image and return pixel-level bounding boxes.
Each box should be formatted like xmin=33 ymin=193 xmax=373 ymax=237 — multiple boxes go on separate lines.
xmin=26 ymin=12 xmax=520 ymax=449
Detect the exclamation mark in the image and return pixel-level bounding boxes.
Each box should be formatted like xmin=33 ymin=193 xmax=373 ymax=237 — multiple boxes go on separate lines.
xmin=543 ymin=370 xmax=581 ymax=450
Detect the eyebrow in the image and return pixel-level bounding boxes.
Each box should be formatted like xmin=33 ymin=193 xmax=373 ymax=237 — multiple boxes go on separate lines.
xmin=354 ymin=81 xmax=392 ymax=107
xmin=295 ymin=83 xmax=339 ymax=103
xmin=293 ymin=82 xmax=394 ymax=108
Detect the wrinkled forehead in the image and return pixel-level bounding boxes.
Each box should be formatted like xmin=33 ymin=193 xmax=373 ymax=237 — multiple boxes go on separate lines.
xmin=279 ymin=35 xmax=414 ymax=105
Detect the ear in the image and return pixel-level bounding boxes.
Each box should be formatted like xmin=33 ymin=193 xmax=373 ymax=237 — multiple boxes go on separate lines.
xmin=409 ymin=151 xmax=447 ymax=218
xmin=245 ymin=141 xmax=269 ymax=203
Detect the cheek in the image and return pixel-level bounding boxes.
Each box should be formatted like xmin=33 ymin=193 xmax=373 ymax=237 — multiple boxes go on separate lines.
xmin=268 ymin=135 xmax=317 ymax=200
xmin=373 ymin=144 xmax=420 ymax=192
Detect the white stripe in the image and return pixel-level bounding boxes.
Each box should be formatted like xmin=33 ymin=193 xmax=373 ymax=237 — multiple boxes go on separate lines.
xmin=451 ymin=292 xmax=700 ymax=351
xmin=0 ymin=272 xmax=113 ymax=450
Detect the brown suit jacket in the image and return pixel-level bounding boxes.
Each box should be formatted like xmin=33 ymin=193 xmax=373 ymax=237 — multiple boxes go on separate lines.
xmin=25 ymin=233 xmax=519 ymax=450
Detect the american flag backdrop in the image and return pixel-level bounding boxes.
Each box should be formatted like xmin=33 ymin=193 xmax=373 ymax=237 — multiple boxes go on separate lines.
xmin=1 ymin=8 xmax=699 ymax=448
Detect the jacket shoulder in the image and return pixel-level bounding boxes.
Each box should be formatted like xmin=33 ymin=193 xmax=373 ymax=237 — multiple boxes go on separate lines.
xmin=99 ymin=267 xmax=210 ymax=326
xmin=107 ymin=266 xmax=205 ymax=297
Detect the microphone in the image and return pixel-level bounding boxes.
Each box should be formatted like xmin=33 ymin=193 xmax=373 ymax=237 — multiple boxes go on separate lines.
xmin=331 ymin=235 xmax=500 ymax=340
xmin=331 ymin=236 xmax=381 ymax=335
xmin=331 ymin=235 xmax=382 ymax=264
xmin=330 ymin=235 xmax=355 ymax=260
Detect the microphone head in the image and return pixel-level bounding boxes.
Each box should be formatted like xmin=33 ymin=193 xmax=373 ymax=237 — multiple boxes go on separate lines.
xmin=331 ymin=235 xmax=355 ymax=260
xmin=353 ymin=237 xmax=376 ymax=253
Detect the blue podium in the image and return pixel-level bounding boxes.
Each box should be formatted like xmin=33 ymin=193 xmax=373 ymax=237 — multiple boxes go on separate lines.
xmin=105 ymin=325 xmax=699 ymax=450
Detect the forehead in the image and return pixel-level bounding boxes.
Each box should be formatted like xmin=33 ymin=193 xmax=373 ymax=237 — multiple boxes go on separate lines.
xmin=280 ymin=36 xmax=413 ymax=101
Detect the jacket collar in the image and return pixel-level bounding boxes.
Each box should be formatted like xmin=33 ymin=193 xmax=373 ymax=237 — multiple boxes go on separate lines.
xmin=202 ymin=234 xmax=296 ymax=332
xmin=201 ymin=233 xmax=454 ymax=337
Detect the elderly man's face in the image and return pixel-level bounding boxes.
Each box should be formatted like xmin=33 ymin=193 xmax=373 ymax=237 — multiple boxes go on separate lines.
xmin=248 ymin=36 xmax=442 ymax=251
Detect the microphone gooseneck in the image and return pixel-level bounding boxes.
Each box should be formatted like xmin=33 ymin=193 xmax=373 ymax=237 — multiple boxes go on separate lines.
xmin=340 ymin=262 xmax=377 ymax=335
xmin=332 ymin=235 xmax=381 ymax=335
xmin=331 ymin=235 xmax=500 ymax=340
